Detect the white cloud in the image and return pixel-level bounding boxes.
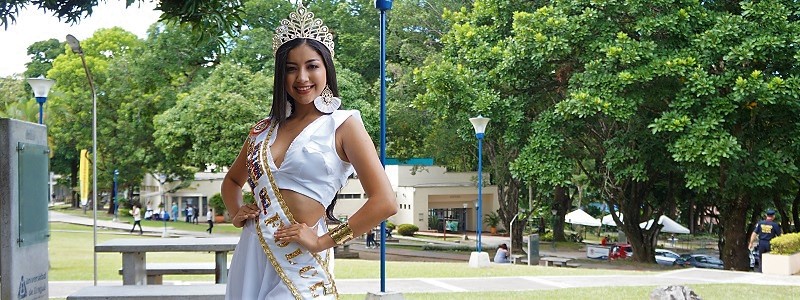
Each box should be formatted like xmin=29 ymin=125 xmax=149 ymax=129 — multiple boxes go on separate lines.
xmin=0 ymin=1 xmax=161 ymax=77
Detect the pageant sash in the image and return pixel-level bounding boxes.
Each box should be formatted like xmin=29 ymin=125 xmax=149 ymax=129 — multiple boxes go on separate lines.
xmin=245 ymin=118 xmax=337 ymax=300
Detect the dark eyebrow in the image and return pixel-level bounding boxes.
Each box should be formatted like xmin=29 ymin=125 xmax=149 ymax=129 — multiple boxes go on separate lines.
xmin=286 ymin=59 xmax=320 ymax=66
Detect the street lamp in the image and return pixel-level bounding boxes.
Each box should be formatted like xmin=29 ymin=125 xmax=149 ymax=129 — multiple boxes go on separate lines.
xmin=551 ymin=208 xmax=558 ymax=253
xmin=26 ymin=75 xmax=55 ymax=124
xmin=468 ymin=115 xmax=489 ymax=268
xmin=375 ymin=0 xmax=393 ymax=294
xmin=469 ymin=115 xmax=489 ymax=252
xmin=66 ymin=34 xmax=99 ymax=286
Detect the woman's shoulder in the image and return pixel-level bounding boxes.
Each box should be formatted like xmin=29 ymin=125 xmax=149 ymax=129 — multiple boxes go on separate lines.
xmin=249 ymin=117 xmax=272 ymax=136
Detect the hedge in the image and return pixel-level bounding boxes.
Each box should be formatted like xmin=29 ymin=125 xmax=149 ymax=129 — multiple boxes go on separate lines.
xmin=771 ymin=232 xmax=800 ymax=255
xmin=397 ymin=224 xmax=419 ymax=236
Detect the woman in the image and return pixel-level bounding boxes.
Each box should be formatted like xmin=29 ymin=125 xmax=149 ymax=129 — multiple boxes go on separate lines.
xmin=494 ymin=243 xmax=510 ymax=263
xmin=222 ymin=3 xmax=397 ymax=299
xmin=129 ymin=204 xmax=142 ymax=235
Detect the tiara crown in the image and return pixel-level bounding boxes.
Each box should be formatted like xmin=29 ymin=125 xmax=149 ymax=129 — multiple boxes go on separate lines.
xmin=272 ymin=2 xmax=335 ymax=57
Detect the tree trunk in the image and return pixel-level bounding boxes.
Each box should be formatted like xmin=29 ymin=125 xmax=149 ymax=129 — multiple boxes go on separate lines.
xmin=70 ymin=161 xmax=79 ymax=208
xmin=772 ymin=194 xmax=792 ymax=234
xmin=553 ymin=186 xmax=570 ymax=242
xmin=792 ymin=184 xmax=800 ymax=233
xmin=719 ymin=195 xmax=751 ymax=271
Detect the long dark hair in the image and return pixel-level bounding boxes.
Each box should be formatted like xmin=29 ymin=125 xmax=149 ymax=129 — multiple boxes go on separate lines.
xmin=270 ymin=38 xmax=341 ymax=223
xmin=270 ymin=38 xmax=339 ymax=125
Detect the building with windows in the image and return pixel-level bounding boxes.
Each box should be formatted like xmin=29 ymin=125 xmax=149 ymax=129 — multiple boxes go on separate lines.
xmin=141 ymin=164 xmax=500 ymax=233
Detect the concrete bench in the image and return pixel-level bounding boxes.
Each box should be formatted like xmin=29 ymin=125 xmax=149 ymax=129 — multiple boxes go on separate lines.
xmin=511 ymin=254 xmax=526 ymax=264
xmin=334 ymin=243 xmax=359 ymax=259
xmin=539 ymin=257 xmax=573 ymax=267
xmin=67 ymin=284 xmax=225 ymax=300
xmin=118 ymin=263 xmax=224 ymax=285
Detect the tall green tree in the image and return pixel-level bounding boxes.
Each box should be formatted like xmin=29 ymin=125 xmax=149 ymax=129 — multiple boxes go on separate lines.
xmin=46 ymin=27 xmax=143 ymax=206
xmin=415 ymin=0 xmax=539 ymax=252
xmin=649 ymin=0 xmax=800 ymax=269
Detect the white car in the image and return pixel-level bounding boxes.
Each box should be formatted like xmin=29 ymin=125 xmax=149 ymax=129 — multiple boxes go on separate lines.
xmin=655 ymin=249 xmax=682 ymax=266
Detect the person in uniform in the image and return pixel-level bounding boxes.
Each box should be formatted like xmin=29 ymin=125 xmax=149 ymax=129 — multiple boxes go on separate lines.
xmin=749 ymin=209 xmax=782 ymax=272
xmin=221 ymin=2 xmax=398 ymax=299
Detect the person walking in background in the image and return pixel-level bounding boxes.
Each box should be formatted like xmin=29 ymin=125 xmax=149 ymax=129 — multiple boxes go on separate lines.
xmin=129 ymin=204 xmax=143 ymax=235
xmin=366 ymin=228 xmax=376 ymax=249
xmin=206 ymin=208 xmax=214 ymax=234
xmin=221 ymin=3 xmax=398 ymax=298
xmin=749 ymin=209 xmax=782 ymax=272
xmin=171 ymin=203 xmax=178 ymax=222
xmin=193 ymin=205 xmax=200 ymax=224
xmin=494 ymin=243 xmax=510 ymax=263
xmin=186 ymin=205 xmax=193 ymax=223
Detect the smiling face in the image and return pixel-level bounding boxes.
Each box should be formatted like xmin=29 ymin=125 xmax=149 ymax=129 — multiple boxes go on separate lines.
xmin=284 ymin=43 xmax=327 ymax=107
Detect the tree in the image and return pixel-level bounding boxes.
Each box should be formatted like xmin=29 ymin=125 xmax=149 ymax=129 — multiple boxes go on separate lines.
xmin=414 ymin=0 xmax=539 ymax=253
xmin=649 ymin=0 xmax=800 ymax=270
xmin=1 ymin=0 xmax=243 ymax=43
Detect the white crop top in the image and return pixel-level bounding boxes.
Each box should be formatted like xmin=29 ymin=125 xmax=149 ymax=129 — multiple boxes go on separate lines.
xmin=247 ymin=110 xmax=360 ymax=208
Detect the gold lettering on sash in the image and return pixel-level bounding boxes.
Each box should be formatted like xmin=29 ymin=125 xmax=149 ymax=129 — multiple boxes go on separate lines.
xmin=277 ymin=239 xmax=290 ymax=247
xmin=309 ymin=281 xmax=325 ymax=298
xmin=264 ymin=212 xmax=281 ymax=228
xmin=285 ymin=248 xmax=302 ymax=265
xmin=299 ymin=266 xmax=318 ymax=279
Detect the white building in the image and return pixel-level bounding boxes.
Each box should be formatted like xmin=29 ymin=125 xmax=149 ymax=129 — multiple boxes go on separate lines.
xmin=141 ymin=164 xmax=500 ymax=232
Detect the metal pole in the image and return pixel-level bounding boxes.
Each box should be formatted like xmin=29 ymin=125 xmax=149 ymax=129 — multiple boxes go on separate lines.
xmin=477 ymin=134 xmax=483 ymax=253
xmin=37 ymin=100 xmax=44 ymax=124
xmin=113 ymin=170 xmax=118 ymax=222
xmin=375 ymin=0 xmax=392 ymax=293
xmin=78 ymin=52 xmax=99 ymax=286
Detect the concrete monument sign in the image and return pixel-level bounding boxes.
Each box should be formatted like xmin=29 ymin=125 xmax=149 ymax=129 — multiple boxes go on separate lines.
xmin=1 ymin=118 xmax=50 ymax=300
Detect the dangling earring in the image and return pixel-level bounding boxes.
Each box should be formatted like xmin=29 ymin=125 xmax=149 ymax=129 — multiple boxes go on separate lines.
xmin=314 ymin=85 xmax=341 ymax=114
xmin=285 ymin=100 xmax=293 ymax=118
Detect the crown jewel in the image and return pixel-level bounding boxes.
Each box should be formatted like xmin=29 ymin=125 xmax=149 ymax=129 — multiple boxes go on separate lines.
xmin=272 ymin=2 xmax=335 ymax=57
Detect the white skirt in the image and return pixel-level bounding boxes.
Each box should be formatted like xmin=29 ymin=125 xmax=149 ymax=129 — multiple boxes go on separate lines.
xmin=226 ymin=220 xmax=334 ymax=299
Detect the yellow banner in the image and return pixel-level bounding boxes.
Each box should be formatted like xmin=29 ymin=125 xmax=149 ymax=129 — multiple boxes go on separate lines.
xmin=79 ymin=149 xmax=89 ymax=205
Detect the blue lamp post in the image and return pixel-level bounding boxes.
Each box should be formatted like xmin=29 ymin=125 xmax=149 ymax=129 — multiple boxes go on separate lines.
xmin=469 ymin=115 xmax=489 ymax=253
xmin=26 ymin=75 xmax=55 ymax=124
xmin=375 ymin=0 xmax=392 ymax=293
xmin=113 ymin=169 xmax=119 ymax=222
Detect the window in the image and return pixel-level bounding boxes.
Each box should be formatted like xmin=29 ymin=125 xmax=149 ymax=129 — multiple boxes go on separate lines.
xmin=336 ymin=193 xmax=360 ymax=200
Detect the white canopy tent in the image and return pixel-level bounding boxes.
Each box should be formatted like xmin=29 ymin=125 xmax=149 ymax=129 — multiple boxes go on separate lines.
xmin=639 ymin=215 xmax=690 ymax=234
xmin=601 ymin=212 xmax=623 ymax=226
xmin=564 ymin=209 xmax=602 ymax=227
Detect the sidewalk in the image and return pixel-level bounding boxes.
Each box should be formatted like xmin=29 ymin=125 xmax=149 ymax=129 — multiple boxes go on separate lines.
xmin=48 ymin=268 xmax=800 ymax=298
xmin=50 ymin=210 xmax=209 ymax=238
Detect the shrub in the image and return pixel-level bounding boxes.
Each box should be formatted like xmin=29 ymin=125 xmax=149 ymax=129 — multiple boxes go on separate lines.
xmin=209 ymin=193 xmax=225 ymax=216
xmin=771 ymin=232 xmax=800 ymax=255
xmin=386 ymin=222 xmax=396 ymax=232
xmin=397 ymin=224 xmax=419 ymax=236
xmin=539 ymin=231 xmax=554 ymax=242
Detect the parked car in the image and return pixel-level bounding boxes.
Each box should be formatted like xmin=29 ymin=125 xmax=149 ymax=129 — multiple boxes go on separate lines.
xmin=680 ymin=254 xmax=724 ymax=269
xmin=655 ymin=249 xmax=685 ymax=266
xmin=609 ymin=244 xmax=633 ymax=259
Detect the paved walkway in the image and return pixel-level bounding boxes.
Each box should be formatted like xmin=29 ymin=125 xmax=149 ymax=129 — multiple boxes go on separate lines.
xmin=50 ymin=210 xmax=208 ymax=237
xmin=48 ymin=211 xmax=800 ymax=298
xmin=48 ymin=268 xmax=800 ymax=298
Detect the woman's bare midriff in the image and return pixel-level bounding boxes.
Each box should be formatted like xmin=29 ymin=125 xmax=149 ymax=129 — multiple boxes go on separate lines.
xmin=279 ymin=189 xmax=326 ymax=226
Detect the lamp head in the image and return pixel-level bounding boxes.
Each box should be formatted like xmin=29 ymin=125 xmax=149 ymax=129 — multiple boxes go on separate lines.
xmin=27 ymin=75 xmax=55 ymax=98
xmin=65 ymin=34 xmax=83 ymax=54
xmin=469 ymin=115 xmax=490 ymax=135
xmin=551 ymin=209 xmax=558 ymax=216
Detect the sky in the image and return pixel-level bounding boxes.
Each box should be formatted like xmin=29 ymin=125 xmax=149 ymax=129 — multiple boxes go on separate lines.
xmin=0 ymin=1 xmax=162 ymax=77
